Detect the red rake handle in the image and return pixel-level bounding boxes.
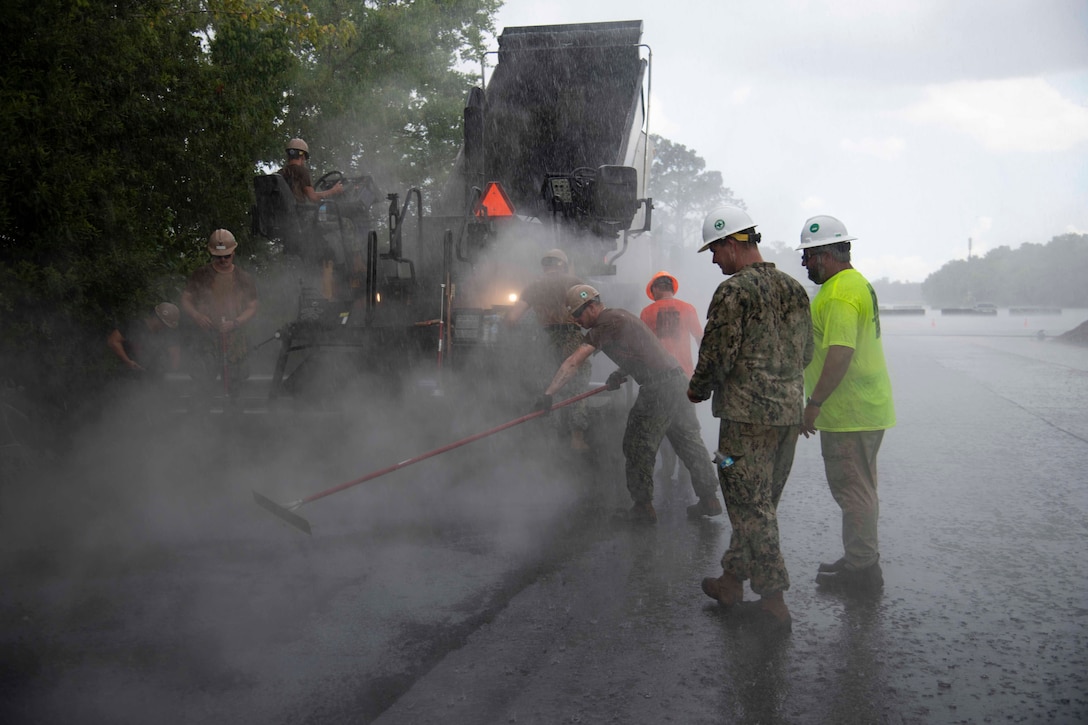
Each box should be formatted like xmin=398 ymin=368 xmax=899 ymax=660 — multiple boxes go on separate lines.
xmin=299 ymin=385 xmax=610 ymax=505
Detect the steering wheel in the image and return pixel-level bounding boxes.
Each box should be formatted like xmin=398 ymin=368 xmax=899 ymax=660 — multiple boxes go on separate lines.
xmin=315 ymin=171 xmax=344 ymax=191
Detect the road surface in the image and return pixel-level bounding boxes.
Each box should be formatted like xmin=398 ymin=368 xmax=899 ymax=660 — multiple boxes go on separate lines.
xmin=1 ymin=308 xmax=1086 ymax=724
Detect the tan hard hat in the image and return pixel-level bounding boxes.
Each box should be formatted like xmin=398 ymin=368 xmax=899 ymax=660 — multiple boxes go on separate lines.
xmin=208 ymin=229 xmax=237 ymax=256
xmin=154 ymin=302 xmax=180 ymax=329
xmin=566 ymin=284 xmax=600 ymax=314
xmin=542 ymin=248 xmax=568 ymax=266
xmin=645 ymin=271 xmax=678 ymax=300
xmin=286 ymin=138 xmax=309 ymax=154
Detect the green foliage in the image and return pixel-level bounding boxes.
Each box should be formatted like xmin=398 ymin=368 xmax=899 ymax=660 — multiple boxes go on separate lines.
xmin=260 ymin=0 xmax=500 ymax=191
xmin=0 ymin=0 xmax=499 ymax=424
xmin=869 ymin=278 xmax=924 ymax=306
xmin=1 ymin=0 xmax=206 ymax=411
xmin=646 ymin=134 xmax=743 ymax=249
xmin=920 ymin=234 xmax=1088 ymax=308
xmin=755 ymin=241 xmax=808 ymax=285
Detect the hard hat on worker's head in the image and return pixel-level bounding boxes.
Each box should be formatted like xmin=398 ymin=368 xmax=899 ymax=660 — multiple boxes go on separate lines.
xmin=797 ymin=215 xmax=856 ymax=250
xmin=207 ymin=229 xmax=237 ymax=256
xmin=154 ymin=302 xmax=180 ymax=329
xmin=566 ymin=284 xmax=600 ymax=315
xmin=542 ymin=248 xmax=568 ymax=268
xmin=286 ymin=138 xmax=309 ymax=155
xmin=699 ymin=206 xmax=760 ymax=252
xmin=646 ymin=271 xmax=678 ymax=300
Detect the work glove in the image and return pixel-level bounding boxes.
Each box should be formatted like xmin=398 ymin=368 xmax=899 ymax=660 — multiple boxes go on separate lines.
xmin=605 ymin=370 xmax=628 ymax=390
xmin=533 ymin=393 xmax=554 ymax=415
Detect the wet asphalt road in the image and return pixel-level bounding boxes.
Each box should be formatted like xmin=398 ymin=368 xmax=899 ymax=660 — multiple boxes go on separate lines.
xmin=2 ymin=309 xmax=1086 ymax=724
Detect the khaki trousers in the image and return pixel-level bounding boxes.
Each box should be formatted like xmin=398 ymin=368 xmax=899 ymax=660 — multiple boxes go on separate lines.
xmin=820 ymin=429 xmax=885 ymax=570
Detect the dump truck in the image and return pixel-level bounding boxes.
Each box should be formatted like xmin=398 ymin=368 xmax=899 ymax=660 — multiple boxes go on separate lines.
xmin=252 ymin=20 xmax=654 ymax=409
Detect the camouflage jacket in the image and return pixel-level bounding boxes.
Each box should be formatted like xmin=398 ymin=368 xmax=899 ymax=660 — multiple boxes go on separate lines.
xmin=689 ymin=263 xmax=813 ymax=426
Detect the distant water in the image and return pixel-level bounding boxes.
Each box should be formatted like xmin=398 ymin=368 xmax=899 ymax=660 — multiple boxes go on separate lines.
xmin=881 ymin=307 xmax=1087 ymax=339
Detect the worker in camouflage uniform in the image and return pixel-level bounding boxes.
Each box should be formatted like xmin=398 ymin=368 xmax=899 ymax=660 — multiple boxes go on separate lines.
xmin=688 ymin=206 xmax=813 ymax=632
xmin=537 ymin=285 xmax=721 ymax=524
xmin=505 ymin=249 xmax=591 ymax=451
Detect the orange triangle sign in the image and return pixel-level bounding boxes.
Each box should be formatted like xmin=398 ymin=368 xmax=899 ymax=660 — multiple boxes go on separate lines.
xmin=476 ymin=182 xmax=515 ymax=218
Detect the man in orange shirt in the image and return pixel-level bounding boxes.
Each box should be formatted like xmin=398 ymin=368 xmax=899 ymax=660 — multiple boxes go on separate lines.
xmin=641 ymin=271 xmax=705 ymax=487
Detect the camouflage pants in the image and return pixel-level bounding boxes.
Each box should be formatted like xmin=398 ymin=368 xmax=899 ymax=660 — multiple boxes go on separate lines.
xmin=188 ymin=329 xmax=250 ymax=400
xmin=548 ymin=325 xmax=590 ymax=434
xmin=657 ymin=439 xmax=693 ymax=489
xmin=717 ymin=419 xmax=800 ymax=596
xmin=622 ymin=372 xmax=718 ymax=504
xmin=820 ymin=429 xmax=884 ymax=570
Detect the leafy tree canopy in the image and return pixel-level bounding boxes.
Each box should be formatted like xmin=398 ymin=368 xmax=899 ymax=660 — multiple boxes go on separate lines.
xmin=646 ymin=134 xmax=743 ymax=251
xmin=921 ymin=234 xmax=1088 ymax=308
xmin=0 ymin=0 xmax=499 ymax=418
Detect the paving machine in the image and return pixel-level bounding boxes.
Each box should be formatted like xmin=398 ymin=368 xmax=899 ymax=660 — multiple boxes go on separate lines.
xmin=251 ymin=20 xmax=653 ymax=410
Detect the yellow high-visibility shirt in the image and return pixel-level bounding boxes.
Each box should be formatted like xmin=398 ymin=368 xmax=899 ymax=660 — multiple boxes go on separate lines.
xmin=805 ymin=268 xmax=895 ymax=431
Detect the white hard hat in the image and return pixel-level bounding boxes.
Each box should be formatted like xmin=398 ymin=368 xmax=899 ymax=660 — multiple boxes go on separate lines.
xmin=699 ymin=206 xmax=758 ymax=252
xmin=797 ymin=215 xmax=857 ymax=250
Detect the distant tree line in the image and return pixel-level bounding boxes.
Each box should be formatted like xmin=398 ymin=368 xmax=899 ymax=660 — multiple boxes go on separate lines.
xmin=759 ymin=234 xmax=1086 ymax=309
xmin=921 ymin=234 xmax=1088 ymax=308
xmin=0 ymin=0 xmax=498 ymax=426
xmin=870 ymin=279 xmax=923 ymax=306
xmin=646 ymin=134 xmax=744 ymax=251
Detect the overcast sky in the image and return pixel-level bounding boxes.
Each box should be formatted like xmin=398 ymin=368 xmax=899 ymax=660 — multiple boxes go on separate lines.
xmin=488 ymin=0 xmax=1088 ymax=282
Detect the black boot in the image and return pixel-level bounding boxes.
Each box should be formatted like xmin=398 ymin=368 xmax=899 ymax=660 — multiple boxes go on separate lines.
xmin=816 ymin=560 xmax=883 ymax=595
xmin=817 ymin=557 xmax=846 ymax=574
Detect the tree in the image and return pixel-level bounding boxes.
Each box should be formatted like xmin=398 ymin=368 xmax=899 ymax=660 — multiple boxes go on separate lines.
xmin=757 ymin=241 xmax=809 ymax=286
xmin=920 ymin=233 xmax=1088 ymax=308
xmin=257 ymin=0 xmax=500 ymax=192
xmin=0 ymin=0 xmax=314 ymax=411
xmin=0 ymin=0 xmax=499 ymax=427
xmin=868 ymin=278 xmax=923 ymax=306
xmin=647 ymin=134 xmax=743 ymax=251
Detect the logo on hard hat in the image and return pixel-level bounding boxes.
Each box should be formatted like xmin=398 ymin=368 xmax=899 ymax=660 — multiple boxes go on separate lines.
xmin=810 ymin=223 xmax=820 ymax=233
xmin=714 ymin=219 xmax=725 ymax=231
xmin=579 ymin=290 xmax=589 ymax=300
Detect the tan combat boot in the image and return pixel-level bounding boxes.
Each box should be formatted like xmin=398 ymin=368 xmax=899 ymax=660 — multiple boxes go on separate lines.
xmin=701 ymin=571 xmax=744 ymax=608
xmin=629 ymin=501 xmax=658 ymax=525
xmin=755 ymin=590 xmax=792 ymax=632
xmin=686 ymin=495 xmax=723 ymax=518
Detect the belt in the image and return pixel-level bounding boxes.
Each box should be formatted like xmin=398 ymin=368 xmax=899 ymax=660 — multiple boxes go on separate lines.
xmin=641 ymin=367 xmax=683 ymax=386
